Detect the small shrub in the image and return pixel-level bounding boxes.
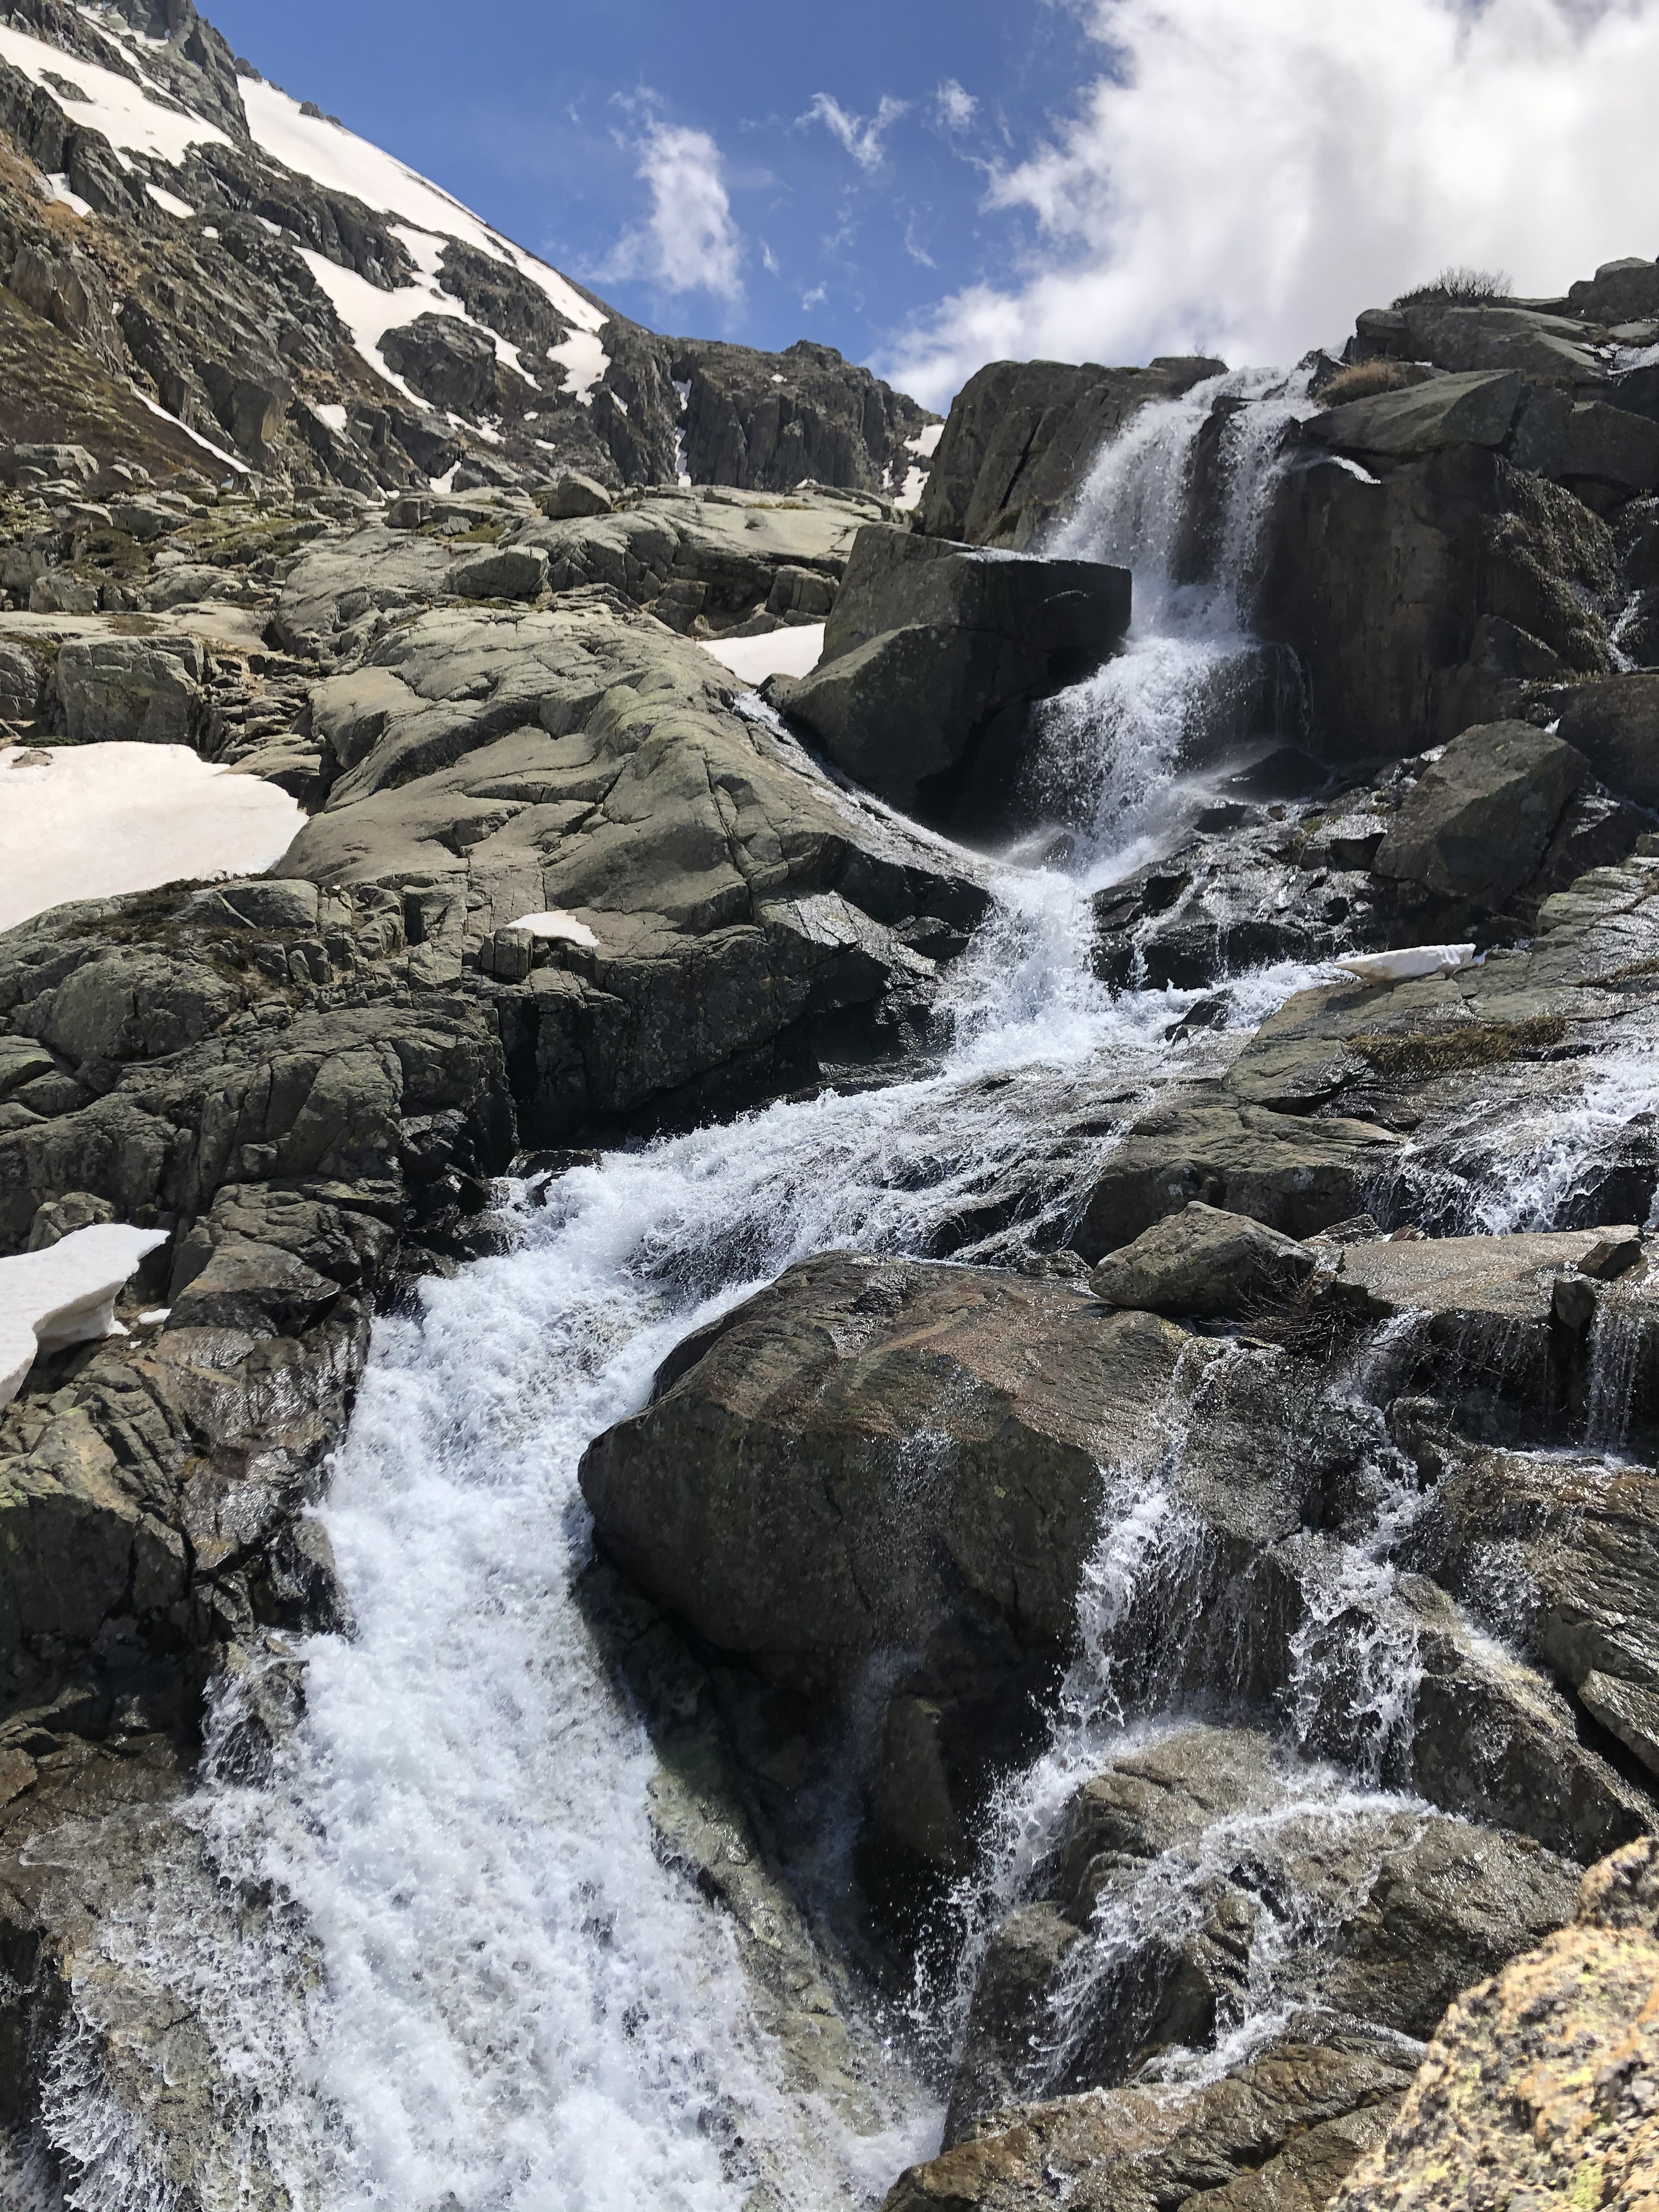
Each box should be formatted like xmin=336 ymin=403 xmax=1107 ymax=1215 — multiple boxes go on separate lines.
xmin=1391 ymin=266 xmax=1514 ymax=309
xmin=1317 ymin=359 xmax=1431 ymax=408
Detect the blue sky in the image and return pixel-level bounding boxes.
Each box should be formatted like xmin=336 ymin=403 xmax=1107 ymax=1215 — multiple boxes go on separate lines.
xmin=205 ymin=0 xmax=1659 ymax=410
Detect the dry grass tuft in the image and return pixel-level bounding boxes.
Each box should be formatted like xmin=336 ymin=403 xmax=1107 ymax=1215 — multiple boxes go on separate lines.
xmin=1391 ymin=266 xmax=1514 ymax=308
xmin=1317 ymin=359 xmax=1431 ymax=408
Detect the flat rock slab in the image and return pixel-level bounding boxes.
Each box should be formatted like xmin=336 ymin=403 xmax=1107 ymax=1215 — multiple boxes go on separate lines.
xmin=1337 ymin=1228 xmax=1637 ymax=1321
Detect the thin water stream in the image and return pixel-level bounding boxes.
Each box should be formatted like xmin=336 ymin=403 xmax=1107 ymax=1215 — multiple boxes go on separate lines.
xmin=36 ymin=371 xmax=1648 ymax=2210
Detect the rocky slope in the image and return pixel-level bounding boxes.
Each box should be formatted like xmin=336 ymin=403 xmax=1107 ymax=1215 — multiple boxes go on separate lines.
xmin=2 ymin=6 xmax=1659 ymax=2199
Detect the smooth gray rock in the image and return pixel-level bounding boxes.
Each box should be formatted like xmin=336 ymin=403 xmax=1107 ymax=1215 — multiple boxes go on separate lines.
xmin=1352 ymin=302 xmax=1604 ymax=380
xmin=446 ymin=544 xmax=549 ymax=600
xmin=1087 ymin=1201 xmax=1318 ymax=1316
xmin=51 ymin=635 xmax=205 ymax=746
xmin=537 ymin=472 xmax=614 ymax=519
xmin=1372 ymin=722 xmax=1588 ymax=904
xmin=1568 ymin=257 xmax=1659 ymax=325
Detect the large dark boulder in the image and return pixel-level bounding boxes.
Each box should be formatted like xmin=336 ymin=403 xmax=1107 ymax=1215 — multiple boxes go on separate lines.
xmin=779 ymin=524 xmax=1130 ymax=826
xmin=1556 ymin=673 xmax=1659 ymax=807
xmin=579 ymin=1251 xmax=1198 ymax=1866
xmin=1256 ymin=445 xmax=1616 ymax=759
xmin=917 ymin=355 xmax=1226 ymax=547
xmin=1371 ymin=722 xmax=1588 ymax=905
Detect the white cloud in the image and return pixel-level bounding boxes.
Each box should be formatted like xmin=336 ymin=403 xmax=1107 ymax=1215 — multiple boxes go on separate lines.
xmin=802 ymin=91 xmax=910 ymax=171
xmin=603 ymin=118 xmax=743 ymax=299
xmin=881 ymin=0 xmax=1659 ymax=410
xmin=761 ymin=239 xmax=781 ymax=276
xmin=935 ymin=79 xmax=977 ymax=131
xmin=802 ymin=283 xmax=828 ymax=310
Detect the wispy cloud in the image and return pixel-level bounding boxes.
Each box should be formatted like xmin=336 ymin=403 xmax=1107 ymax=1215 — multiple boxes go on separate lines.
xmin=935 ymin=80 xmax=977 ymax=132
xmin=602 ymin=109 xmax=744 ymax=299
xmin=801 ymin=92 xmax=909 ymax=171
xmin=882 ymin=0 xmax=1659 ymax=410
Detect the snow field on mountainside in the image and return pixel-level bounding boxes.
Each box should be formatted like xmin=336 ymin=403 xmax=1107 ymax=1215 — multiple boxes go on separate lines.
xmin=0 ymin=743 xmax=302 ymax=930
xmin=0 ymin=20 xmax=231 ymax=164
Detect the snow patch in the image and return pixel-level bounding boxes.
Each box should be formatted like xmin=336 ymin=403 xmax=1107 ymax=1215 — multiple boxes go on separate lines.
xmin=0 ymin=742 xmax=302 ymax=931
xmin=313 ymin=402 xmax=349 ymax=433
xmin=146 ymin=182 xmax=195 ymax=220
xmin=701 ymin=623 xmax=825 ymax=685
xmin=507 ymin=910 xmax=601 ymax=950
xmin=1334 ymin=943 xmax=1479 ymax=985
xmin=891 ymin=420 xmax=945 ymax=511
xmin=546 ymin=328 xmax=608 ymax=405
xmin=39 ymin=171 xmax=92 ymax=217
xmin=1 ymin=1224 xmax=170 ymax=1410
xmin=0 ymin=20 xmax=229 ymax=164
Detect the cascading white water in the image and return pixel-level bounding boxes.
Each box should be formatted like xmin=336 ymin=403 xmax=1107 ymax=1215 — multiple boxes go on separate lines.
xmin=1023 ymin=368 xmax=1318 ymax=845
xmin=33 ymin=370 xmax=1503 ymax=2212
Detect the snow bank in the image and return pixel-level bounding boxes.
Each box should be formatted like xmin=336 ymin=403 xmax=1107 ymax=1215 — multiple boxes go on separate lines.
xmin=0 ymin=744 xmax=302 ymax=931
xmin=1 ymin=1223 xmax=170 ymax=1408
xmin=507 ymin=910 xmax=601 ymax=950
xmin=701 ymin=624 xmax=825 ymax=686
xmin=1334 ymin=943 xmax=1478 ymax=985
xmin=0 ymin=22 xmax=230 ymax=164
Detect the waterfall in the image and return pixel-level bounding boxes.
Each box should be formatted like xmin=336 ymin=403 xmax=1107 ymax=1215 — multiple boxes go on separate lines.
xmin=1019 ymin=367 xmax=1317 ymax=846
xmin=28 ymin=372 xmax=1426 ymax=2212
